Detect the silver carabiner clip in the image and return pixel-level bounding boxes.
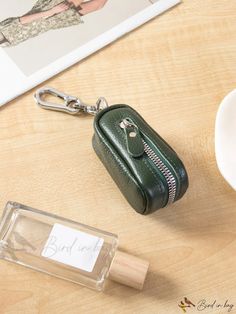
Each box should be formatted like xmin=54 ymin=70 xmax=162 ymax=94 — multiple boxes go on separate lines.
xmin=34 ymin=87 xmax=82 ymax=115
xmin=34 ymin=87 xmax=108 ymax=115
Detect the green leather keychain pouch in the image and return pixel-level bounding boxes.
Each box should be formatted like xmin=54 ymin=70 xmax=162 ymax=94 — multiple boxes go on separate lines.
xmin=93 ymin=105 xmax=189 ymax=215
xmin=34 ymin=88 xmax=189 ymax=215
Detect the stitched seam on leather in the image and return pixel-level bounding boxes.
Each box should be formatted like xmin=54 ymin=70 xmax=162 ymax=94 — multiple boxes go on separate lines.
xmin=142 ymin=159 xmax=167 ymax=208
xmin=114 ymin=123 xmax=166 ymax=188
xmin=141 ymin=133 xmax=181 ymax=197
xmin=128 ymin=115 xmax=187 ymax=198
xmin=114 ymin=122 xmax=171 ymax=179
xmin=114 ymin=123 xmax=155 ymax=211
xmin=114 ymin=121 xmax=167 ymax=207
xmin=114 ymin=120 xmax=168 ymax=209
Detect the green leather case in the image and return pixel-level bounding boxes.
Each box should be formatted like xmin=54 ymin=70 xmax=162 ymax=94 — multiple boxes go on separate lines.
xmin=93 ymin=105 xmax=189 ymax=215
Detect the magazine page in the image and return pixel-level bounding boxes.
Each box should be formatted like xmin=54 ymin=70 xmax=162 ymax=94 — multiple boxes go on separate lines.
xmin=0 ymin=0 xmax=180 ymax=105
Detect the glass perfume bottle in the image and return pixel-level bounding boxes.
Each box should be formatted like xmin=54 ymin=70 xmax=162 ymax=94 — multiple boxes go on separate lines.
xmin=0 ymin=202 xmax=149 ymax=291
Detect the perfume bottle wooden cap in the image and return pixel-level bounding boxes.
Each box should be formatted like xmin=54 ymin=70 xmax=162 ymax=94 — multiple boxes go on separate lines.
xmin=108 ymin=250 xmax=149 ymax=290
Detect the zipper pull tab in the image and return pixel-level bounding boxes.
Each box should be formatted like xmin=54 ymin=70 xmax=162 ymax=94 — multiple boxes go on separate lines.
xmin=120 ymin=118 xmax=144 ymax=158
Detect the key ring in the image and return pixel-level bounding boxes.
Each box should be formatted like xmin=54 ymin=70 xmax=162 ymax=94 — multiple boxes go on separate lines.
xmin=34 ymin=87 xmax=109 ymax=116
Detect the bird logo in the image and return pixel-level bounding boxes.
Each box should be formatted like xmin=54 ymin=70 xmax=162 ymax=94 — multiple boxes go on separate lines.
xmin=178 ymin=297 xmax=196 ymax=313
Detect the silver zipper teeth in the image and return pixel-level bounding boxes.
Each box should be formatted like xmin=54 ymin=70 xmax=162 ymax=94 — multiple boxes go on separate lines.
xmin=142 ymin=140 xmax=177 ymax=205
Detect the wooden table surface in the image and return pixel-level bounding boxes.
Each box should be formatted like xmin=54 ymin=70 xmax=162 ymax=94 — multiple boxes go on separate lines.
xmin=1 ymin=1 xmax=236 ymax=313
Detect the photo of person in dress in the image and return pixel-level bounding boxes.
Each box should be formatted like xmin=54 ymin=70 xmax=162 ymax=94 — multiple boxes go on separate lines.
xmin=0 ymin=0 xmax=108 ymax=47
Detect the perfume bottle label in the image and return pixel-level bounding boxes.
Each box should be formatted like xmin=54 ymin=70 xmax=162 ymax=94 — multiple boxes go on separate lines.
xmin=41 ymin=223 xmax=104 ymax=272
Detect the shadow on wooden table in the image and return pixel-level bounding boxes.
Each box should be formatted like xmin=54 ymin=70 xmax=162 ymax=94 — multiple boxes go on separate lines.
xmin=104 ymin=270 xmax=177 ymax=301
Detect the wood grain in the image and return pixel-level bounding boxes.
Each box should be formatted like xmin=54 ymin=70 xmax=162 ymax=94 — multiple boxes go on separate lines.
xmin=0 ymin=1 xmax=236 ymax=313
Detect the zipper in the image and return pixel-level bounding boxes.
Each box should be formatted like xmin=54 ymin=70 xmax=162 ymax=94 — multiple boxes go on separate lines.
xmin=120 ymin=118 xmax=177 ymax=205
